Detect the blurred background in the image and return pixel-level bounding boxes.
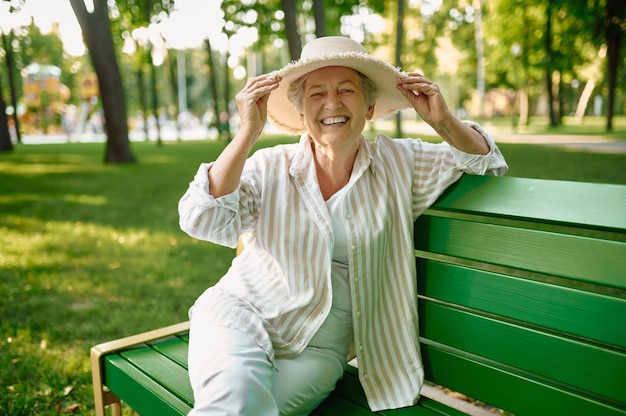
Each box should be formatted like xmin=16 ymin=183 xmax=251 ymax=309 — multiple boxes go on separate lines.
xmin=1 ymin=0 xmax=625 ymax=157
xmin=0 ymin=1 xmax=625 ymax=415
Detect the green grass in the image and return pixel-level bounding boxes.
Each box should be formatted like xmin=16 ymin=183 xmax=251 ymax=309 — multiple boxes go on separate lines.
xmin=479 ymin=115 xmax=626 ymax=138
xmin=1 ymin=135 xmax=625 ymax=415
xmin=496 ymin=143 xmax=626 ymax=183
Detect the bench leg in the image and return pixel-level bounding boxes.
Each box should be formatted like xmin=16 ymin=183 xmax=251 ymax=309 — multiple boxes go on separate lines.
xmin=91 ymin=345 xmax=106 ymax=416
xmin=91 ymin=347 xmax=122 ymax=416
xmin=90 ymin=322 xmax=190 ymax=416
xmin=106 ymin=390 xmax=122 ymax=416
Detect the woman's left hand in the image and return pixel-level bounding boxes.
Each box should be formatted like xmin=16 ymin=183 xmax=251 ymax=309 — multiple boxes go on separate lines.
xmin=397 ymin=72 xmax=490 ymax=154
xmin=396 ymin=72 xmax=453 ymax=128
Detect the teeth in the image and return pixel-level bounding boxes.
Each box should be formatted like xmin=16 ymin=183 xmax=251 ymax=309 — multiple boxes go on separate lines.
xmin=322 ymin=117 xmax=347 ymax=125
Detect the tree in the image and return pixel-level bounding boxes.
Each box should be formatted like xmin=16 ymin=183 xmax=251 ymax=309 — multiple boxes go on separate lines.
xmin=1 ymin=28 xmax=20 ymax=144
xmin=70 ymin=0 xmax=135 ymax=162
xmin=544 ymin=0 xmax=559 ymax=126
xmin=281 ymin=0 xmax=301 ymax=60
xmin=0 ymin=74 xmax=11 ymax=151
xmin=0 ymin=0 xmax=25 ymax=149
xmin=602 ymin=0 xmax=626 ymax=131
xmin=395 ymin=0 xmax=405 ymax=137
xmin=116 ymin=1 xmax=176 ymax=145
xmin=313 ymin=0 xmax=325 ymax=37
xmin=205 ymin=38 xmax=220 ymax=132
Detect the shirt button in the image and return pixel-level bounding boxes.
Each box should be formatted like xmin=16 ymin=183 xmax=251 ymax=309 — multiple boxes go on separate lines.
xmin=346 ymin=214 xmax=352 ymax=220
xmin=351 ymin=245 xmax=356 ymax=251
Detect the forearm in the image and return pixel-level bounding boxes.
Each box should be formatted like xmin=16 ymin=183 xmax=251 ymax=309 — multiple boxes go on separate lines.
xmin=431 ymin=115 xmax=490 ymax=155
xmin=208 ymin=73 xmax=280 ymax=197
xmin=207 ymin=128 xmax=258 ymax=197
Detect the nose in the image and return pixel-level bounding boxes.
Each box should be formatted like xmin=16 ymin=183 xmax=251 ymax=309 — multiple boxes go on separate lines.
xmin=324 ymin=92 xmax=343 ymax=111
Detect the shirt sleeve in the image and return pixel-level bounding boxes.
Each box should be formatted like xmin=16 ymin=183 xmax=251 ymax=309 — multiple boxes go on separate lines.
xmin=448 ymin=121 xmax=509 ymax=176
xmin=177 ymin=162 xmax=243 ymax=248
xmin=411 ymin=121 xmax=508 ymax=217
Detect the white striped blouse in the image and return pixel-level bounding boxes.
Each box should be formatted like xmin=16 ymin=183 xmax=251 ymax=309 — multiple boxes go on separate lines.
xmin=178 ymin=122 xmax=508 ymax=411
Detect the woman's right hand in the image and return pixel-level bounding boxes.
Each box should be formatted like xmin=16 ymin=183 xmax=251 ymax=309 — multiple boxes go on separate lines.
xmin=207 ymin=74 xmax=281 ymax=198
xmin=235 ymin=73 xmax=282 ymax=141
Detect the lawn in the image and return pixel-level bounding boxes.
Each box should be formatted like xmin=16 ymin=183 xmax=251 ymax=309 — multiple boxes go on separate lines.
xmin=1 ymin=135 xmax=625 ymax=415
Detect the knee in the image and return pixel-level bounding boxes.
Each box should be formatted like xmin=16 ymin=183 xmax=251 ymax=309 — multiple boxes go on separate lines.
xmin=191 ymin=361 xmax=277 ymax=415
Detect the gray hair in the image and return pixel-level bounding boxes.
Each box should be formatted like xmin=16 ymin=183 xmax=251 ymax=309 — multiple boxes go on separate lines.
xmin=287 ymin=69 xmax=379 ymax=113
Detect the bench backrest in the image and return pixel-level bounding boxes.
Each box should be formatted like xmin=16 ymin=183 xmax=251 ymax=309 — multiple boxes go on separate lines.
xmin=414 ymin=175 xmax=626 ymax=415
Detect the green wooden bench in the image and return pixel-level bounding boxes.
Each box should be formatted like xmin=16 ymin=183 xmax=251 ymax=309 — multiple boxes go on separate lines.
xmin=91 ymin=175 xmax=626 ymax=416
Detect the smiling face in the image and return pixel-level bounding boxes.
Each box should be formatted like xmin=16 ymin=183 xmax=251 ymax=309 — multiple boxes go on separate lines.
xmin=300 ymin=66 xmax=375 ymax=149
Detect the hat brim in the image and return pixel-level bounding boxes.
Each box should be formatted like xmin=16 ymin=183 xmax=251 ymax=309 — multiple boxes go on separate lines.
xmin=267 ymin=52 xmax=411 ymax=135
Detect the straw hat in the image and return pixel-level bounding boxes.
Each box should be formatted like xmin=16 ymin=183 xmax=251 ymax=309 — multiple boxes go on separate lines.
xmin=266 ymin=36 xmax=411 ymax=134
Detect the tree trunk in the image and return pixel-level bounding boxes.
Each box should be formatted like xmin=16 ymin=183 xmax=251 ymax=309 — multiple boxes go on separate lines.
xmin=553 ymin=70 xmax=562 ymax=124
xmin=604 ymin=0 xmax=624 ymax=131
xmin=2 ymin=30 xmax=21 ymax=143
xmin=0 ymin=82 xmax=13 ymax=152
xmin=473 ymin=0 xmax=485 ymax=120
xmin=70 ymin=0 xmax=135 ymax=163
xmin=205 ymin=38 xmax=220 ymax=131
xmin=313 ymin=0 xmax=326 ymax=37
xmin=606 ymin=38 xmax=618 ymax=131
xmin=281 ymin=0 xmax=301 ymax=61
xmin=574 ymin=79 xmax=595 ymax=123
xmin=544 ymin=0 xmax=559 ymax=127
xmin=519 ymin=87 xmax=529 ymax=126
xmin=222 ymin=48 xmax=231 ymax=141
xmin=137 ymin=64 xmax=149 ymax=141
xmin=149 ymin=44 xmax=162 ymax=146
xmin=395 ymin=0 xmax=405 ymax=138
xmin=168 ymin=49 xmax=181 ymax=140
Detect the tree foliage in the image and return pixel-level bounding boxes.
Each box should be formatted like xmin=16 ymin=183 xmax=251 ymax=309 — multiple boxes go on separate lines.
xmin=1 ymin=0 xmax=625 ymax=154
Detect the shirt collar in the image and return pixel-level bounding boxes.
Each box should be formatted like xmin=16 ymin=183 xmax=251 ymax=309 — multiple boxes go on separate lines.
xmin=289 ymin=133 xmax=376 ymax=178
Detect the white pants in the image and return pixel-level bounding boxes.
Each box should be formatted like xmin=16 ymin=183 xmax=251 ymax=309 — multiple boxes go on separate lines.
xmin=187 ymin=323 xmax=347 ymax=416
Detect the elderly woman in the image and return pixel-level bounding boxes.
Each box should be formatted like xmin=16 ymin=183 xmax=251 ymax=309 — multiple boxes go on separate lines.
xmin=179 ymin=36 xmax=507 ymax=416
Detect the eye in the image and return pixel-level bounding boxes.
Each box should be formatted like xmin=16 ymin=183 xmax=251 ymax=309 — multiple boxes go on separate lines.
xmin=309 ymin=91 xmax=324 ymax=98
xmin=340 ymin=88 xmax=355 ymax=94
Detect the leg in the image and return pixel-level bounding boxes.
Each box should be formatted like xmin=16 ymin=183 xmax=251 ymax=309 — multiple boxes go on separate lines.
xmin=187 ymin=322 xmax=278 ymax=416
xmin=272 ymin=346 xmax=346 ymax=416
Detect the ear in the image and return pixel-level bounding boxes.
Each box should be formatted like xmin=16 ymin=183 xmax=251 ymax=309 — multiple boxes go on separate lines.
xmin=366 ymin=104 xmax=375 ymax=120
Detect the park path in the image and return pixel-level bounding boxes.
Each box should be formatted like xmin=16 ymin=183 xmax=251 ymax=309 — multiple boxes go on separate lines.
xmin=399 ymin=121 xmax=626 ymax=154
xmin=493 ymin=132 xmax=626 ymax=154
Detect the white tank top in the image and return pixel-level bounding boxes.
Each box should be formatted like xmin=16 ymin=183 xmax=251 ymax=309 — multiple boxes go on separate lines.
xmin=308 ymin=186 xmax=353 ymax=356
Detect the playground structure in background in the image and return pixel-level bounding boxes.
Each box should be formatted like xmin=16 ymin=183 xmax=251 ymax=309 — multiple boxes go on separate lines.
xmin=19 ymin=63 xmax=100 ymax=135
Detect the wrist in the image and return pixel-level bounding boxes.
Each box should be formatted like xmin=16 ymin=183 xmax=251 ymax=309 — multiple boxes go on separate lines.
xmin=234 ymin=125 xmax=262 ymax=146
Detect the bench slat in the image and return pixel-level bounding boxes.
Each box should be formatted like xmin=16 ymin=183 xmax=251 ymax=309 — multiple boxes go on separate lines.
xmin=419 ymin=300 xmax=626 ymax=404
xmin=416 ymin=216 xmax=626 ymax=289
xmin=376 ymin=393 xmax=469 ymax=416
xmin=149 ymin=335 xmax=189 ymax=368
xmin=417 ymin=260 xmax=626 ymax=348
xmin=320 ymin=367 xmax=464 ymax=416
xmin=429 ymin=175 xmax=626 ymax=231
xmin=421 ymin=343 xmax=626 ymax=416
xmin=120 ymin=345 xmax=194 ymax=406
xmin=313 ymin=393 xmax=383 ymax=416
xmin=104 ymin=353 xmax=190 ymax=416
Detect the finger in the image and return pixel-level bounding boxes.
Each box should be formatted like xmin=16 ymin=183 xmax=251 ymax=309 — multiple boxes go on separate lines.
xmin=398 ymin=80 xmax=440 ymax=96
xmin=244 ymin=78 xmax=281 ymax=102
xmin=245 ymin=74 xmax=282 ymax=88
